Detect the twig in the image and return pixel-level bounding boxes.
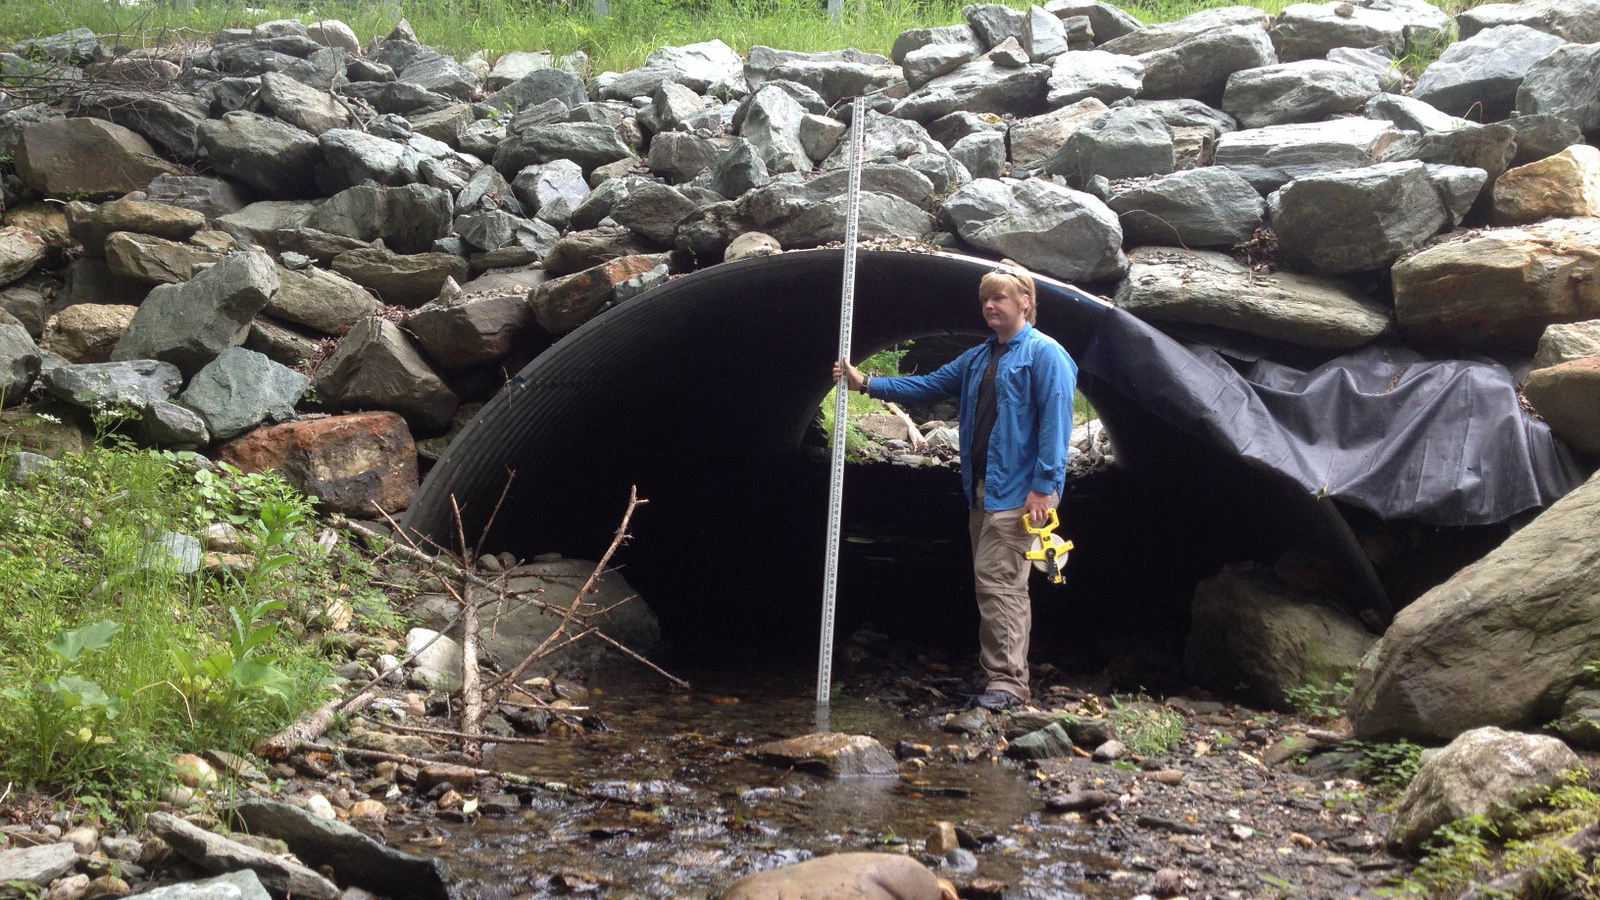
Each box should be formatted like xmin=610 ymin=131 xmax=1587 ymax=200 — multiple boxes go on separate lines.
xmin=451 ymin=496 xmax=485 ymax=762
xmin=332 ymin=511 xmax=689 ymax=690
xmin=300 ymin=743 xmax=646 ymax=807
xmin=376 ymin=721 xmax=547 ymax=746
xmin=257 ymin=686 xmax=379 ymax=760
xmin=486 ymin=486 xmax=655 ymax=695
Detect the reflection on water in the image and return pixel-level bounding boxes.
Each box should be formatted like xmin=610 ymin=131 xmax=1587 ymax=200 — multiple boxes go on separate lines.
xmin=392 ymin=668 xmax=1112 ymax=900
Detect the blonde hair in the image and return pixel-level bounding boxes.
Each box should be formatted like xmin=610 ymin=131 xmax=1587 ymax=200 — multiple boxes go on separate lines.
xmin=978 ymin=259 xmax=1038 ymax=324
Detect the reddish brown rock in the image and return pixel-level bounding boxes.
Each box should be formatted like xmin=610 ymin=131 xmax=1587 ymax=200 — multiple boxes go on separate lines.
xmin=1524 ymin=356 xmax=1600 ymax=457
xmin=1393 ymin=217 xmax=1600 ymax=350
xmin=218 ymin=412 xmax=419 ymax=516
xmin=15 ymin=118 xmax=179 ymax=199
xmin=531 ymin=254 xmax=664 ymax=333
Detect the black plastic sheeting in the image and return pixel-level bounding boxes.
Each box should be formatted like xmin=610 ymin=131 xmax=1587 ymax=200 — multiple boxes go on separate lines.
xmin=404 ymin=249 xmax=1585 ymax=607
xmin=1081 ymin=308 xmax=1587 ymax=526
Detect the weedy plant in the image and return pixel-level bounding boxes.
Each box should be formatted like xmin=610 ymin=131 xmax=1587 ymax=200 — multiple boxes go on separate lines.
xmin=0 ymin=446 xmax=388 ymax=811
xmin=1108 ymin=694 xmax=1186 ymax=756
xmin=1382 ymin=769 xmax=1600 ymax=899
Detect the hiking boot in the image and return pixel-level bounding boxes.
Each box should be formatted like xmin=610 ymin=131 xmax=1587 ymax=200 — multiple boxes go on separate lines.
xmin=971 ymin=689 xmax=1023 ymax=711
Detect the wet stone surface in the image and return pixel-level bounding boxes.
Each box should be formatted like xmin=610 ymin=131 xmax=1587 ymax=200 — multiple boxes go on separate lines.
xmin=378 ymin=659 xmax=1400 ymax=900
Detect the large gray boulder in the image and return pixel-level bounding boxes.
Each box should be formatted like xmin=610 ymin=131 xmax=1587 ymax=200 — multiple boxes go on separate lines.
xmin=889 ymin=59 xmax=1051 ymax=122
xmin=1221 ymin=60 xmax=1381 ymax=128
xmin=125 ymin=871 xmax=271 ymax=900
xmin=76 ymin=88 xmax=210 ymax=162
xmin=231 ymin=798 xmax=450 ymax=900
xmin=1269 ymin=1 xmax=1407 ymax=62
xmin=1365 ymin=93 xmax=1467 ymax=134
xmin=332 ymin=243 xmax=468 ymax=308
xmin=0 ymin=323 xmax=40 ymax=406
xmin=647 ymin=130 xmax=723 ymax=184
xmin=1045 ymin=50 xmax=1142 ymax=107
xmin=943 ymin=177 xmax=1126 ymax=282
xmin=821 ymin=110 xmax=946 ymax=170
xmin=1387 ymin=727 xmax=1580 ymax=855
xmin=1411 ymin=25 xmax=1564 ymax=122
xmin=610 ymin=182 xmax=700 ymax=245
xmin=737 ymin=181 xmax=935 ymax=249
xmin=1114 ymin=246 xmax=1390 ymax=347
xmin=964 ymin=3 xmax=1027 ymax=50
xmin=708 ymin=138 xmax=771 ymax=199
xmin=312 ymin=317 xmax=458 ymax=432
xmin=413 ymin=557 xmax=662 ymax=677
xmin=42 ymin=359 xmax=182 ymax=410
xmin=1459 ymin=0 xmax=1600 ymax=43
xmin=112 ymin=251 xmax=279 ymax=375
xmin=1272 ymin=160 xmax=1469 ymax=275
xmin=147 ymin=812 xmax=338 ymax=900
xmin=494 ymin=122 xmax=637 ymax=177
xmin=1515 ymin=43 xmax=1600 ymax=135
xmin=593 ymin=39 xmax=743 ymax=99
xmin=198 ymin=111 xmax=321 ymax=198
xmin=1044 ymin=1 xmax=1143 ymax=43
xmin=487 ymin=67 xmax=586 ymax=112
xmin=303 ymin=183 xmax=453 ymax=255
xmin=267 ymin=265 xmax=379 ymax=335
xmin=1043 ymin=106 xmax=1174 ymax=184
xmin=510 ymin=159 xmax=588 ymax=228
xmin=1213 ymin=118 xmax=1406 ymax=191
xmin=15 ymin=117 xmax=179 ymax=200
xmin=1134 ymin=24 xmax=1278 ymax=104
xmin=399 ymin=52 xmax=478 ymax=100
xmin=1350 ymin=468 xmax=1600 ymax=740
xmin=904 ymin=41 xmax=980 ymax=89
xmin=891 ymin=24 xmax=984 ymax=66
xmin=740 ymin=84 xmax=813 ymax=174
xmin=178 ymin=347 xmax=307 ymax=440
xmin=1107 ymin=167 xmax=1264 ymax=247
xmin=1100 ymin=6 xmax=1268 ymax=56
xmin=144 ymin=174 xmax=251 ymax=220
xmin=405 ymin=289 xmax=536 ymax=371
xmin=316 ymin=128 xmax=423 ymax=189
xmin=259 ymin=71 xmax=352 ymax=135
xmin=0 ymin=844 xmax=79 ymax=891
xmin=1183 ymin=563 xmax=1375 ymax=710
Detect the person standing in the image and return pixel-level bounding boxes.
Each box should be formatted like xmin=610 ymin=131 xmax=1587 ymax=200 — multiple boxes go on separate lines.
xmin=834 ymin=263 xmax=1078 ymax=709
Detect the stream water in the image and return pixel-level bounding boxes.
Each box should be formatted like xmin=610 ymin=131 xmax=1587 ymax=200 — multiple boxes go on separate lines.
xmin=393 ymin=666 xmax=1119 ymax=900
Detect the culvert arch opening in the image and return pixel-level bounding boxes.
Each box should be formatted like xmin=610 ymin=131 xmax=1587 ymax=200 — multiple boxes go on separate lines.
xmin=403 ymin=249 xmax=1575 ymax=682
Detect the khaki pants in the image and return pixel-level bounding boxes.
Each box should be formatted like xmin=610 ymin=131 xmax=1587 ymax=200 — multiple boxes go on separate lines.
xmin=968 ymin=481 xmax=1057 ymax=702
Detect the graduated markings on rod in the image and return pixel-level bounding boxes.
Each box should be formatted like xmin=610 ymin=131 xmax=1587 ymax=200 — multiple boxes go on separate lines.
xmin=817 ymin=95 xmax=869 ymax=714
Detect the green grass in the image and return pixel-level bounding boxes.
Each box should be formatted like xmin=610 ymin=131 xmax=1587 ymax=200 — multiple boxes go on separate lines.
xmin=0 ymin=445 xmax=390 ymax=812
xmin=0 ymin=0 xmax=1504 ymax=75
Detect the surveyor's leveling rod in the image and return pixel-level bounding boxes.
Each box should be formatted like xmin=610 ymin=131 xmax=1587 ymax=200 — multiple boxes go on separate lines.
xmin=817 ymin=95 xmax=868 ymax=713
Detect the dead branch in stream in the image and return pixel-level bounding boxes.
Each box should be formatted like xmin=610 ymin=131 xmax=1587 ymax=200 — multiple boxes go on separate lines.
xmin=300 ymin=743 xmax=646 ymax=808
xmin=376 ymin=720 xmax=548 ymax=746
xmin=485 ymin=486 xmax=651 ymax=699
xmin=451 ymin=495 xmax=485 ymax=761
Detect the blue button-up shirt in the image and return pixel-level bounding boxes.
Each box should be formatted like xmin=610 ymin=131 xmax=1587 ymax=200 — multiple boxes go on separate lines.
xmin=868 ymin=323 xmax=1078 ymax=511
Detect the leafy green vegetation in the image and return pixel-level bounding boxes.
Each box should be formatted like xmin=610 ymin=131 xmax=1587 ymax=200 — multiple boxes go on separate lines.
xmin=0 ymin=447 xmax=390 ymax=811
xmin=1108 ymin=695 xmax=1185 ymax=756
xmin=1284 ymin=669 xmax=1355 ymax=719
xmin=1382 ymin=769 xmax=1600 ymax=899
xmin=820 ymin=342 xmax=914 ymax=458
xmin=0 ymin=0 xmax=1505 ymax=76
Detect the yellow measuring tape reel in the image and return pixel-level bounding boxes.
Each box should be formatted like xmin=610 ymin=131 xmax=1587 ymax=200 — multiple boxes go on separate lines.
xmin=1022 ymin=508 xmax=1073 ymax=584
